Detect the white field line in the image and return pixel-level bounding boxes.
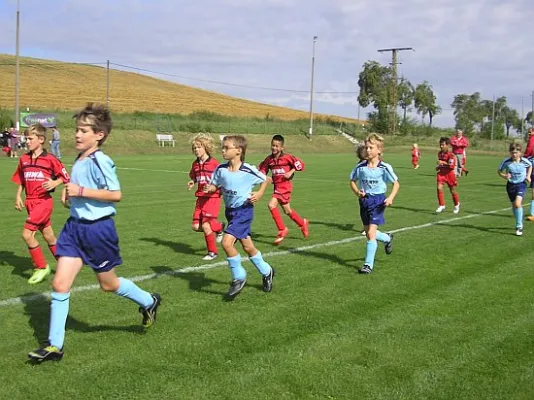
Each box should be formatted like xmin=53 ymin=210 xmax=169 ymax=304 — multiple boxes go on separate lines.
xmin=0 ymin=205 xmax=513 ymax=308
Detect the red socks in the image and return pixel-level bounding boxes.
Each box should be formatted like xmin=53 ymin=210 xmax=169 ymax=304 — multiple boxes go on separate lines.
xmin=452 ymin=193 xmax=459 ymax=206
xmin=209 ymin=219 xmax=223 ymax=233
xmin=437 ymin=189 xmax=445 ymax=206
xmin=204 ymin=232 xmax=218 ymax=254
xmin=48 ymin=244 xmax=58 ymax=260
xmin=28 ymin=245 xmax=47 ymax=269
xmin=289 ymin=210 xmax=305 ymax=227
xmin=270 ymin=208 xmax=286 ymax=231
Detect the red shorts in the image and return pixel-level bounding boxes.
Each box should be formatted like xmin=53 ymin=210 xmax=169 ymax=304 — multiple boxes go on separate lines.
xmin=192 ymin=196 xmax=222 ymax=224
xmin=25 ymin=198 xmax=54 ymax=231
xmin=273 ymin=190 xmax=292 ymax=205
xmin=411 ymin=157 xmax=419 ymax=165
xmin=437 ymin=172 xmax=457 ymax=188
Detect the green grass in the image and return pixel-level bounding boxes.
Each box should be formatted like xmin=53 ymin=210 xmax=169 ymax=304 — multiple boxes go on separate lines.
xmin=0 ymin=150 xmax=533 ymax=400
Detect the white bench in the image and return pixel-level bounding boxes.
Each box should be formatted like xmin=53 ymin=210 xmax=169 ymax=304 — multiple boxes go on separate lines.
xmin=156 ymin=134 xmax=175 ymax=147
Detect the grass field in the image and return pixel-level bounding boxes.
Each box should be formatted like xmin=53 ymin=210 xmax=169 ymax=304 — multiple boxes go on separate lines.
xmin=1 ymin=150 xmax=533 ymax=400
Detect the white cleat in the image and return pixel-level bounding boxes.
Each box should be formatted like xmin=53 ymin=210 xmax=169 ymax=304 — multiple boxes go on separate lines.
xmin=202 ymin=252 xmax=218 ymax=261
xmin=515 ymin=228 xmax=523 ymax=236
xmin=435 ymin=205 xmax=446 ymax=213
xmin=453 ymin=204 xmax=460 ymax=214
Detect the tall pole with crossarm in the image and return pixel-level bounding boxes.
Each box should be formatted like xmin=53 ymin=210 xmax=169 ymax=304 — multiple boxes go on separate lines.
xmin=377 ymin=47 xmax=413 ymax=135
xmin=15 ymin=0 xmax=20 ymax=130
xmin=308 ymin=36 xmax=318 ymax=139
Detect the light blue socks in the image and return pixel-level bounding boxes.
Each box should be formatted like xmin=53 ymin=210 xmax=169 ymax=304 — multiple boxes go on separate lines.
xmin=115 ymin=277 xmax=154 ymax=308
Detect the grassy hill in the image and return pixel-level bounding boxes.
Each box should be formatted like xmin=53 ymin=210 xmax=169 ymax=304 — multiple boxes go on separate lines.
xmin=0 ymin=54 xmax=358 ymax=123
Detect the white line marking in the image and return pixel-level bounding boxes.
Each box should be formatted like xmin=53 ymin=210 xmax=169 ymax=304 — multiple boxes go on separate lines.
xmin=0 ymin=205 xmax=513 ymax=308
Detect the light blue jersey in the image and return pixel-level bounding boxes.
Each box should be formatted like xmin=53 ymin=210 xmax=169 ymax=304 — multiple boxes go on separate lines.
xmin=211 ymin=162 xmax=266 ymax=208
xmin=69 ymin=150 xmax=121 ymax=221
xmin=349 ymin=160 xmax=398 ymax=195
xmin=498 ymin=157 xmax=531 ymax=184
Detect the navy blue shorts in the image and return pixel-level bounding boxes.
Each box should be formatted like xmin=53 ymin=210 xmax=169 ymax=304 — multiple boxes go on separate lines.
xmin=506 ymin=182 xmax=527 ymax=202
xmin=225 ymin=203 xmax=254 ymax=240
xmin=56 ymin=217 xmax=123 ymax=272
xmin=359 ymin=194 xmax=386 ymax=226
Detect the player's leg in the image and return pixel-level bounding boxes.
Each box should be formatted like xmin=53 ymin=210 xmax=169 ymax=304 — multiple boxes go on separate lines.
xmin=513 ymin=195 xmax=524 ymax=235
xmin=222 ymin=233 xmax=247 ymax=298
xmin=96 ymin=268 xmax=161 ymax=328
xmin=240 ymin=237 xmax=274 ymax=292
xmin=360 ymin=223 xmax=378 ymax=274
xmin=201 ymin=219 xmax=218 ymax=260
xmin=281 ymin=202 xmax=309 ymax=239
xmin=22 ymin=227 xmax=51 ymax=284
xmin=28 ymin=256 xmax=83 ymax=362
xmin=268 ymin=197 xmax=288 ymax=244
xmin=41 ymin=225 xmax=59 ymax=260
xmin=528 ymin=186 xmax=534 ymax=221
xmin=436 ymin=182 xmax=446 ymax=213
xmin=450 ymin=185 xmax=460 ymax=214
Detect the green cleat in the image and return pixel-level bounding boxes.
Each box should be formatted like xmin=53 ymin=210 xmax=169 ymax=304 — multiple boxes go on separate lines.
xmin=28 ymin=345 xmax=63 ymax=362
xmin=28 ymin=265 xmax=51 ymax=284
xmin=139 ymin=293 xmax=162 ymax=328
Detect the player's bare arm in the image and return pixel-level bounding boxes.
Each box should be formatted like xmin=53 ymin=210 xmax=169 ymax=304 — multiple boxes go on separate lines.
xmin=250 ymin=181 xmax=269 ymax=203
xmin=187 ymin=180 xmax=195 ymax=190
xmin=384 ymin=180 xmax=400 ymax=207
xmin=203 ymin=184 xmax=218 ymax=194
xmin=350 ymin=180 xmax=365 ymax=197
xmin=14 ymin=185 xmax=24 ymax=211
xmin=42 ymin=178 xmax=64 ymax=191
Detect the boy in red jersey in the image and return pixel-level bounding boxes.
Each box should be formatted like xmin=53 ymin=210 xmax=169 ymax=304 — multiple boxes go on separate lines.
xmin=523 ymin=128 xmax=534 ymax=221
xmin=11 ymin=125 xmax=70 ymax=284
xmin=436 ymin=137 xmax=460 ymax=214
xmin=258 ymin=134 xmax=309 ymax=245
xmin=411 ymin=143 xmax=420 ymax=169
xmin=187 ymin=133 xmax=225 ymax=260
xmin=450 ymin=129 xmax=469 ymax=177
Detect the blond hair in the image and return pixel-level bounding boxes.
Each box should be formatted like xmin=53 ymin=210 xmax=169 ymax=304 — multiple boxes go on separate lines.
xmin=223 ymin=135 xmax=247 ymax=162
xmin=191 ymin=133 xmax=216 ymax=156
xmin=365 ymin=133 xmax=384 ymax=154
xmin=24 ymin=124 xmax=47 ymax=139
xmin=509 ymin=142 xmax=522 ymax=152
xmin=73 ymin=103 xmax=112 ymax=145
xmin=412 ymin=143 xmax=418 ymax=148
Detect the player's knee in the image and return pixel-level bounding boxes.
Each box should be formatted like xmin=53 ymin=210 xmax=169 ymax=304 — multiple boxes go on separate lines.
xmin=52 ymin=277 xmax=71 ymax=293
xmin=201 ymin=221 xmax=212 ymax=233
xmin=99 ymin=280 xmax=119 ymax=292
xmin=191 ymin=224 xmax=200 ymax=232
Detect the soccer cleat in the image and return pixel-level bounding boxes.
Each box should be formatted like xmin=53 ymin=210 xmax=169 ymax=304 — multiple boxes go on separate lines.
xmin=226 ymin=279 xmax=247 ymax=299
xmin=515 ymin=228 xmax=523 ymax=236
xmin=527 ymin=215 xmax=534 ymax=222
xmin=273 ymin=227 xmax=289 ymax=245
xmin=262 ymin=268 xmax=275 ymax=292
xmin=28 ymin=345 xmax=63 ymax=362
xmin=414 ymin=165 xmax=419 ymax=170
xmin=202 ymin=252 xmax=218 ymax=261
xmin=216 ymin=222 xmax=226 ymax=244
xmin=453 ymin=204 xmax=460 ymax=214
xmin=28 ymin=265 xmax=51 ymax=284
xmin=360 ymin=230 xmax=366 ymax=236
xmin=358 ymin=265 xmax=373 ymax=274
xmin=435 ymin=205 xmax=446 ymax=213
xmin=139 ymin=293 xmax=162 ymax=328
xmin=384 ymin=233 xmax=394 ymax=255
xmin=301 ymin=219 xmax=310 ymax=239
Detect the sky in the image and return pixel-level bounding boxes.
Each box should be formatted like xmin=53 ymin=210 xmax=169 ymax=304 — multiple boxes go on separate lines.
xmin=0 ymin=0 xmax=533 ymax=128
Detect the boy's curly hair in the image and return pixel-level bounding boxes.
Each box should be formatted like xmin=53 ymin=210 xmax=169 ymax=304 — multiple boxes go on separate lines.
xmin=190 ymin=133 xmax=216 ymax=156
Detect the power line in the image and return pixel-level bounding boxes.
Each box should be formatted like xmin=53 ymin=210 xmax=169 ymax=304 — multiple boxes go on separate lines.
xmin=109 ymin=62 xmax=359 ymax=94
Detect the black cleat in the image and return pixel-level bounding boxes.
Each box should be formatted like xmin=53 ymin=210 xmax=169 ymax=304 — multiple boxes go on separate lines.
xmin=226 ymin=279 xmax=247 ymax=299
xmin=358 ymin=265 xmax=373 ymax=274
xmin=139 ymin=293 xmax=162 ymax=328
xmin=28 ymin=345 xmax=63 ymax=362
xmin=262 ymin=268 xmax=275 ymax=292
xmin=385 ymin=232 xmax=394 ymax=255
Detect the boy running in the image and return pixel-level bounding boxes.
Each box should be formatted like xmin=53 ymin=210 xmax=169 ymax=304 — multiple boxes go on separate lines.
xmin=435 ymin=137 xmax=461 ymax=214
xmin=28 ymin=103 xmax=161 ymax=363
xmin=523 ymin=128 xmax=534 ymax=221
xmin=11 ymin=124 xmax=69 ymax=284
xmin=350 ymin=133 xmax=399 ymax=274
xmin=411 ymin=143 xmax=420 ymax=169
xmin=258 ymin=134 xmax=309 ymax=245
xmin=497 ymin=142 xmax=532 ymax=236
xmin=204 ymin=135 xmax=275 ymax=299
xmin=187 ymin=133 xmax=225 ymax=260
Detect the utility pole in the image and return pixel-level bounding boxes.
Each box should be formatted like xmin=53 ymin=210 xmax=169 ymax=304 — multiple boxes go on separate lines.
xmin=490 ymin=94 xmax=496 ymax=144
xmin=521 ymin=97 xmax=525 ymax=139
xmin=377 ymin=47 xmax=413 ymax=135
xmin=15 ymin=0 xmax=20 ymax=130
xmin=308 ymin=36 xmax=318 ymax=140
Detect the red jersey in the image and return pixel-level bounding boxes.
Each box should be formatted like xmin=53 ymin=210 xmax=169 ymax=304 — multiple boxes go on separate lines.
xmin=11 ymin=150 xmax=70 ymax=199
xmin=411 ymin=149 xmax=420 ymax=159
xmin=437 ymin=151 xmax=456 ymax=175
xmin=524 ymin=135 xmax=534 ymax=158
xmin=189 ymin=156 xmax=221 ymax=198
xmin=450 ymin=136 xmax=469 ymax=154
xmin=258 ymin=152 xmax=305 ymax=194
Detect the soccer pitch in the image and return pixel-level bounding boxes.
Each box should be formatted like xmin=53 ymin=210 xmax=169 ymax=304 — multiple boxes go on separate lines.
xmin=0 ymin=152 xmax=533 ymax=400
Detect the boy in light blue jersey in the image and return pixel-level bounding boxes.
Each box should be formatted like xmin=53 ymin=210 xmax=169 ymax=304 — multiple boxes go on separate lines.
xmin=350 ymin=133 xmax=400 ymax=274
xmin=497 ymin=142 xmax=532 ymax=236
xmin=28 ymin=103 xmax=161 ymax=363
xmin=204 ymin=135 xmax=275 ymax=299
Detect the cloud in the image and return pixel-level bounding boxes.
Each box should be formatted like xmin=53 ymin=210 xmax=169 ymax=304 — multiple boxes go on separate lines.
xmin=0 ymin=0 xmax=533 ymax=127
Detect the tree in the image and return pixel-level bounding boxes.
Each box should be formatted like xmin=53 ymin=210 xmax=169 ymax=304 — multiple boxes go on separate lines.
xmin=414 ymin=81 xmax=441 ymax=127
xmin=451 ymin=92 xmax=486 ymax=134
xmin=397 ymin=78 xmax=414 ymax=123
xmin=357 ymin=61 xmax=393 ymax=133
xmin=501 ymin=106 xmax=520 ymax=137
xmin=527 ymin=111 xmax=533 ymax=127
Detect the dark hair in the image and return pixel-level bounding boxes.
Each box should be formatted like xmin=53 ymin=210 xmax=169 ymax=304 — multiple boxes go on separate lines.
xmin=439 ymin=137 xmax=450 ymax=145
xmin=509 ymin=142 xmax=522 ymax=152
xmin=272 ymin=134 xmax=285 ymax=144
xmin=224 ymin=135 xmax=247 ymax=162
xmin=73 ymin=103 xmax=113 ymax=145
